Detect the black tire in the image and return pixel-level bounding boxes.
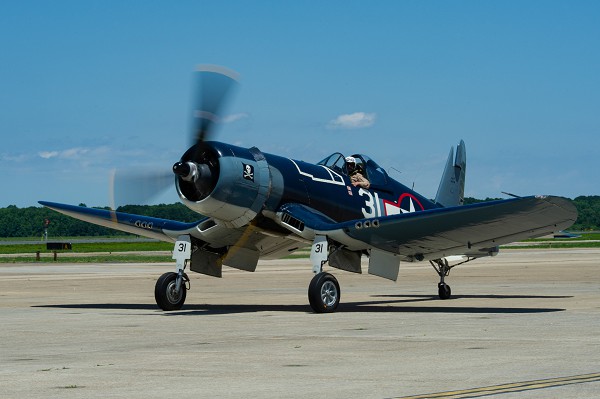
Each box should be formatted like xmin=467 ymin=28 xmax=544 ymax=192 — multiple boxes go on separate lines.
xmin=308 ymin=272 xmax=340 ymax=313
xmin=438 ymin=282 xmax=451 ymax=300
xmin=155 ymin=272 xmax=187 ymax=311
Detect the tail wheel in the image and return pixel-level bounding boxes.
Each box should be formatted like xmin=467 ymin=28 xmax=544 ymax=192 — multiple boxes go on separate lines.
xmin=438 ymin=282 xmax=451 ymax=300
xmin=308 ymin=272 xmax=340 ymax=313
xmin=155 ymin=272 xmax=187 ymax=311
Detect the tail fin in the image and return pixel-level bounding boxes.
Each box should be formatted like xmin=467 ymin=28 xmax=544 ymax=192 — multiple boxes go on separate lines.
xmin=435 ymin=140 xmax=466 ymax=207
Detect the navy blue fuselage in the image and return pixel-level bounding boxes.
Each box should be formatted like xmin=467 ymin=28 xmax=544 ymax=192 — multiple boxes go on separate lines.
xmin=191 ymin=142 xmax=440 ymax=224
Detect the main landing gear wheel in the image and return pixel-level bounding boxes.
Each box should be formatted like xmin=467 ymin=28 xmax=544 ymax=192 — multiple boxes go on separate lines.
xmin=155 ymin=272 xmax=187 ymax=311
xmin=438 ymin=282 xmax=451 ymax=300
xmin=308 ymin=272 xmax=340 ymax=313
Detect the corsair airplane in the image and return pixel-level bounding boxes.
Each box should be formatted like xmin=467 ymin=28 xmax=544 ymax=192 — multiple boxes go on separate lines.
xmin=40 ymin=66 xmax=577 ymax=313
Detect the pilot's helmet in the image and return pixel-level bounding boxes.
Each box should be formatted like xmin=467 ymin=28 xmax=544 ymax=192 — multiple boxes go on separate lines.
xmin=345 ymin=156 xmax=356 ymax=164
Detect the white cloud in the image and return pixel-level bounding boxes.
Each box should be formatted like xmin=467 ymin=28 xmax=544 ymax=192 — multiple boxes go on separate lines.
xmin=38 ymin=151 xmax=59 ymax=159
xmin=0 ymin=153 xmax=30 ymax=162
xmin=222 ymin=112 xmax=249 ymax=124
xmin=60 ymin=147 xmax=90 ymax=159
xmin=327 ymin=112 xmax=376 ymax=130
xmin=38 ymin=147 xmax=98 ymax=160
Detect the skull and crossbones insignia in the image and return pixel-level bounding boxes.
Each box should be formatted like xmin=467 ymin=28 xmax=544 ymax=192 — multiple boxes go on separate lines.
xmin=243 ymin=163 xmax=254 ymax=181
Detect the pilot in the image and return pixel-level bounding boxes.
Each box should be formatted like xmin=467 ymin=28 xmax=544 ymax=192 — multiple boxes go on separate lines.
xmin=345 ymin=156 xmax=370 ymax=189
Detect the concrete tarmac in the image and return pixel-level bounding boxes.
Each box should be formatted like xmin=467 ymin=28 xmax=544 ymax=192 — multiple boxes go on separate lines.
xmin=1 ymin=249 xmax=599 ymax=398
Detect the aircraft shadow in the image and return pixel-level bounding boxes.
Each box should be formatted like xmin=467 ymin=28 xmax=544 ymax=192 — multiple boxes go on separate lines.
xmin=32 ymin=296 xmax=565 ymax=315
xmin=372 ymin=294 xmax=573 ymax=300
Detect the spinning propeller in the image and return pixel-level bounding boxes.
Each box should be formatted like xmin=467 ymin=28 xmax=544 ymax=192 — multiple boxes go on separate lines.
xmin=109 ymin=65 xmax=240 ymax=210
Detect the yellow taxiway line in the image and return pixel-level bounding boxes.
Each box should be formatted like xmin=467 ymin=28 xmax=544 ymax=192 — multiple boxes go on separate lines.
xmin=395 ymin=372 xmax=600 ymax=398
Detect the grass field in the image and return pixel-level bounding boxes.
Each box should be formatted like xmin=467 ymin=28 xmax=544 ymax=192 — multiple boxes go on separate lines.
xmin=0 ymin=254 xmax=173 ymax=263
xmin=523 ymin=232 xmax=600 ymax=241
xmin=0 ymin=241 xmax=172 ymax=254
xmin=503 ymin=241 xmax=600 ymax=249
xmin=0 ymin=239 xmax=173 ymax=263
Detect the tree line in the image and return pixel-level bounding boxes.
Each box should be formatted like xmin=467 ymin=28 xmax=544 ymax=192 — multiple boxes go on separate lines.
xmin=1 ymin=196 xmax=598 ymax=238
xmin=0 ymin=203 xmax=200 ymax=239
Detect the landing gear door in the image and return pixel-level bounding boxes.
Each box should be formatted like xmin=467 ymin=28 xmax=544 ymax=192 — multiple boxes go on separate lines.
xmin=368 ymin=249 xmax=400 ymax=281
xmin=172 ymin=235 xmax=191 ymax=271
xmin=310 ymin=236 xmax=328 ymax=274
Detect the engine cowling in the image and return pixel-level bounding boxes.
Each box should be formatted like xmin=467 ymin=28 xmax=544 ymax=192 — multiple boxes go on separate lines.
xmin=175 ymin=142 xmax=271 ymax=228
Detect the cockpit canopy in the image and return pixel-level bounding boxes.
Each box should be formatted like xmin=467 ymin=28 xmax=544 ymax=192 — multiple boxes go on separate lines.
xmin=317 ymin=152 xmax=389 ymax=186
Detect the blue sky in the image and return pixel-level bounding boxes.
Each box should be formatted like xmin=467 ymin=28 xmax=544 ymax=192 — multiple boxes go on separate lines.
xmin=1 ymin=1 xmax=599 ymax=208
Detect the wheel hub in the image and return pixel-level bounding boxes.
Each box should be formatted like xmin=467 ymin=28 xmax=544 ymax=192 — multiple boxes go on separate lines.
xmin=321 ymin=281 xmax=338 ymax=307
xmin=166 ymin=281 xmax=183 ymax=304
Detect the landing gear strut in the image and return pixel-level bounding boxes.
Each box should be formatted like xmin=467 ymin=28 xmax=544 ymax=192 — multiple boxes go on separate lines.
xmin=430 ymin=258 xmax=452 ymax=300
xmin=430 ymin=257 xmax=473 ymax=300
xmin=155 ymin=235 xmax=192 ymax=311
xmin=307 ymin=235 xmax=342 ymax=313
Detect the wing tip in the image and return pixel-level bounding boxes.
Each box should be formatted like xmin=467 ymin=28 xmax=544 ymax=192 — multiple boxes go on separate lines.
xmin=544 ymin=195 xmax=578 ymax=220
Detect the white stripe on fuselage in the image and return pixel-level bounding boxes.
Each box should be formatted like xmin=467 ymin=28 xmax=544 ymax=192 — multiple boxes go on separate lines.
xmin=289 ymin=159 xmax=346 ymax=186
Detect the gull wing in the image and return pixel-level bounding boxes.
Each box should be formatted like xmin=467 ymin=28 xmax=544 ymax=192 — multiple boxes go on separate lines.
xmin=279 ymin=196 xmax=577 ymax=261
xmin=39 ymin=201 xmax=203 ymax=242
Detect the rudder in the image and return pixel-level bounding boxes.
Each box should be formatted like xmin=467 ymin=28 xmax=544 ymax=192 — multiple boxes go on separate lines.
xmin=435 ymin=140 xmax=466 ymax=207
